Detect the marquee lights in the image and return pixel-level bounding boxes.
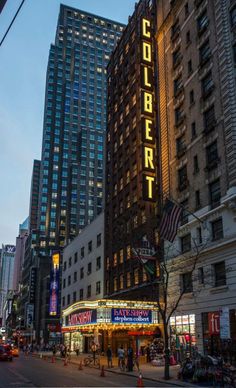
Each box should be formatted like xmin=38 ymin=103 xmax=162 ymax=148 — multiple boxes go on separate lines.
xmin=140 ymin=17 xmax=156 ymax=201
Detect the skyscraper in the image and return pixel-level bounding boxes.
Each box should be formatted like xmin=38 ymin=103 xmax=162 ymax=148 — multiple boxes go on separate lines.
xmin=0 ymin=244 xmax=15 ymax=326
xmin=37 ymin=5 xmax=125 ymax=254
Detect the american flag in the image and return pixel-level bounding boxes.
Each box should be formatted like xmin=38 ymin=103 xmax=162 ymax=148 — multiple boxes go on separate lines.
xmin=159 ymin=200 xmax=182 ymax=242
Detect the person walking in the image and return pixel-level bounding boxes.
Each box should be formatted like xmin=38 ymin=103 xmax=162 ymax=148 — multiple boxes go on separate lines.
xmin=127 ymin=345 xmax=133 ymax=372
xmin=117 ymin=345 xmax=125 ymax=370
xmin=106 ymin=345 xmax=113 ymax=368
xmin=91 ymin=342 xmax=97 ymax=365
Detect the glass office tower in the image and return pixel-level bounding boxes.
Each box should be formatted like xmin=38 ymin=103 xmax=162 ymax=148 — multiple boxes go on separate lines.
xmin=38 ymin=5 xmax=125 ymax=252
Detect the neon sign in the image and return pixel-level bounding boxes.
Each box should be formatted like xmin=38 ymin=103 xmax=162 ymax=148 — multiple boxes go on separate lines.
xmin=140 ymin=18 xmax=156 ymax=201
xmin=49 ymin=252 xmax=60 ymax=316
xmin=111 ymin=308 xmax=152 ymax=324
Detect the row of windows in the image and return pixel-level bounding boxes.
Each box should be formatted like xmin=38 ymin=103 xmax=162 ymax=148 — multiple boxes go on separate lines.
xmin=63 ymin=257 xmax=101 ymax=287
xmin=62 ymin=280 xmax=101 ymax=307
xmin=107 ymin=267 xmax=149 ymax=294
xmin=63 ymin=234 xmax=102 ymax=271
xmin=181 ymin=260 xmax=227 ymax=294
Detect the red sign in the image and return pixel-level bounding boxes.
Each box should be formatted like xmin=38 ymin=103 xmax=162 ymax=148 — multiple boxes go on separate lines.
xmin=128 ymin=331 xmax=155 ymax=336
xmin=48 ymin=324 xmax=61 ymax=332
xmin=208 ymin=312 xmax=220 ymax=335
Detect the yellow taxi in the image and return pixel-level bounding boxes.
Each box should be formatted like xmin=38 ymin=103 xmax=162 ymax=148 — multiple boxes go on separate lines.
xmin=11 ymin=346 xmax=19 ymax=357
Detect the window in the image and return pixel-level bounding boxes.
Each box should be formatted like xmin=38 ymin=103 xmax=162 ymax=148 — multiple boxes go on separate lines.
xmin=230 ymin=6 xmax=236 ymax=28
xmin=198 ymin=267 xmax=204 ymax=284
xmin=188 ymin=59 xmax=193 ymax=75
xmin=202 ymin=72 xmax=214 ymax=98
xmin=134 ymin=268 xmax=139 ymax=285
xmin=119 ymin=274 xmax=124 ymax=289
xmin=96 ymin=256 xmax=101 ymax=270
xmin=126 ymin=245 xmax=131 ymax=260
xmin=87 ymin=262 xmax=92 ymax=275
xmin=119 ymin=249 xmax=124 ymax=264
xmin=176 ymin=135 xmax=186 ymax=157
xmin=63 ymin=261 xmax=67 ymax=271
xmin=204 ymin=105 xmax=215 ymax=134
xmin=194 ymin=155 xmax=199 ymax=174
xmin=63 ymin=278 xmax=66 ymax=289
xmin=189 ymin=90 xmax=194 ymax=105
xmin=185 ymin=2 xmax=189 ymax=17
xmin=197 ymin=10 xmax=209 ymax=35
xmin=62 ymin=296 xmax=65 ymax=307
xmin=114 ymin=277 xmax=118 ymax=292
xmin=214 ymin=261 xmax=226 ymax=287
xmin=73 ymin=291 xmax=76 ymax=303
xmin=74 ymin=271 xmax=77 ymax=282
xmin=233 ymin=44 xmax=236 ymax=65
xmin=181 ymin=233 xmax=191 ymax=253
xmin=206 ymin=141 xmax=218 ymax=169
xmin=197 ymin=227 xmax=202 ymax=244
xmin=127 ymin=272 xmax=131 ymax=287
xmin=173 ymin=47 xmax=182 ymax=68
xmin=209 ymin=179 xmax=221 ymax=208
xmin=181 ymin=272 xmax=193 ymax=293
xmin=171 ymin=19 xmax=180 ymax=41
xmin=178 ymin=165 xmax=188 ymax=191
xmin=67 ymin=294 xmax=70 ymax=305
xmin=191 ymin=122 xmax=196 ymax=138
xmin=96 ymin=281 xmax=101 ymax=294
xmin=180 ymin=200 xmax=188 ymax=225
xmin=87 ymin=285 xmax=91 ymax=298
xmin=199 ymin=40 xmax=211 ymax=66
xmin=81 ymin=247 xmax=84 ymax=259
xmin=174 ymin=76 xmax=183 ymax=97
xmin=97 ymin=233 xmax=101 ymax=246
xmin=69 ymin=257 xmax=72 ymax=267
xmin=80 ymin=267 xmax=84 ymax=279
xmin=88 ymin=240 xmax=92 ymax=253
xmin=212 ymin=218 xmax=223 ymax=240
xmin=79 ymin=288 xmax=83 ymax=300
xmin=186 ymin=30 xmax=191 ymax=45
xmin=175 ymin=106 xmax=185 ymax=126
xmin=195 ymin=190 xmax=201 ymax=209
xmin=68 ymin=275 xmax=71 ymax=286
xmin=74 ymin=252 xmax=78 ymax=264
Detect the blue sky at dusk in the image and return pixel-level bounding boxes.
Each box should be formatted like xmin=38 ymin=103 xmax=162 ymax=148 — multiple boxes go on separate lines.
xmin=0 ymin=0 xmax=136 ymax=245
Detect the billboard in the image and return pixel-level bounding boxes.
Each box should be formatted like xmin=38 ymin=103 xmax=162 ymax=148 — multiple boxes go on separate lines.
xmin=26 ymin=304 xmax=34 ymax=328
xmin=4 ymin=245 xmax=15 ymax=253
xmin=49 ymin=253 xmax=60 ymax=316
xmin=68 ymin=309 xmax=97 ymax=326
xmin=111 ymin=308 xmax=152 ymax=324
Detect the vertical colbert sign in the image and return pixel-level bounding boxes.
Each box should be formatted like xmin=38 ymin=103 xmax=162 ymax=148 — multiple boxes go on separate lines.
xmin=140 ymin=18 xmax=156 ymax=202
xmin=49 ymin=252 xmax=60 ymax=316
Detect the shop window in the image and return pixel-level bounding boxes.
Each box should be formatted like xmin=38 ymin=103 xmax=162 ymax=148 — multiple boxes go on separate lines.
xmin=134 ymin=268 xmax=139 ymax=285
xmin=212 ymin=218 xmax=223 ymax=241
xmin=119 ymin=274 xmax=124 ymax=289
xmin=73 ymin=291 xmax=76 ymax=303
xmin=97 ymin=233 xmax=101 ymax=247
xmin=74 ymin=252 xmax=78 ymax=264
xmin=96 ymin=256 xmax=101 ymax=270
xmin=87 ymin=262 xmax=92 ymax=275
xmin=181 ymin=272 xmax=193 ymax=293
xmin=79 ymin=288 xmax=83 ymax=300
xmin=209 ymin=179 xmax=221 ymax=208
xmin=96 ymin=281 xmax=101 ymax=295
xmin=80 ymin=267 xmax=84 ymax=279
xmin=88 ymin=240 xmax=92 ymax=253
xmin=87 ymin=285 xmax=91 ymax=298
xmin=74 ymin=271 xmax=77 ymax=282
xmin=214 ymin=261 xmax=226 ymax=287
xmin=181 ymin=233 xmax=191 ymax=253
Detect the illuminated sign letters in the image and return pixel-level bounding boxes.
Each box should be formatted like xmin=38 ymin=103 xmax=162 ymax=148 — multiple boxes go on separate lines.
xmin=49 ymin=252 xmax=60 ymax=316
xmin=140 ymin=18 xmax=156 ymax=201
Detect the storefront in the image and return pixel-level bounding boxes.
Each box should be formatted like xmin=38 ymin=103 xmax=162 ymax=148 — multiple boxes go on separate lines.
xmin=62 ymin=299 xmax=161 ymax=355
xmin=170 ymin=314 xmax=196 ymax=362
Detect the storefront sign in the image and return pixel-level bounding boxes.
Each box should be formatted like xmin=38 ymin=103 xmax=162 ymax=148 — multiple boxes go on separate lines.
xmin=111 ymin=309 xmax=152 ymax=324
xmin=49 ymin=252 xmax=60 ymax=316
xmin=220 ymin=307 xmax=231 ymax=339
xmin=48 ymin=324 xmax=61 ymax=333
xmin=26 ymin=304 xmax=34 ymax=328
xmin=140 ymin=17 xmax=156 ymax=202
xmin=68 ymin=309 xmax=97 ymax=326
xmin=208 ymin=312 xmax=220 ymax=335
xmin=128 ymin=330 xmax=155 ymax=336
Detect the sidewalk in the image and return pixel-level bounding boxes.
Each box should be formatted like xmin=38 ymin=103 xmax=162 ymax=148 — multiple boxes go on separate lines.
xmin=36 ymin=352 xmax=194 ymax=387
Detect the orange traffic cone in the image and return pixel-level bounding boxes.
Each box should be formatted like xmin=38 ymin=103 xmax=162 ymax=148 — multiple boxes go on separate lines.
xmin=78 ymin=361 xmax=83 ymax=370
xmin=64 ymin=357 xmax=68 ymax=367
xmin=137 ymin=373 xmax=144 ymax=387
xmin=100 ymin=365 xmax=105 ymax=377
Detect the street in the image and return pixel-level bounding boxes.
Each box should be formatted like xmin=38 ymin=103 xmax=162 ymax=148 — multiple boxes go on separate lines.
xmin=0 ymin=354 xmax=174 ymax=387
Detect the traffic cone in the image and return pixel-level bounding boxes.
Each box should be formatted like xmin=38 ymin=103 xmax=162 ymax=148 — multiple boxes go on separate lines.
xmin=64 ymin=357 xmax=68 ymax=367
xmin=51 ymin=356 xmax=55 ymax=363
xmin=100 ymin=365 xmax=105 ymax=377
xmin=137 ymin=373 xmax=144 ymax=387
xmin=78 ymin=361 xmax=83 ymax=370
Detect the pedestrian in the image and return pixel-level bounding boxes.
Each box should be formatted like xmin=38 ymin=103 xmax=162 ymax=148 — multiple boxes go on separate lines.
xmin=106 ymin=345 xmax=113 ymax=368
xmin=117 ymin=345 xmax=125 ymax=370
xmin=146 ymin=344 xmax=151 ymax=363
xmin=134 ymin=351 xmax=140 ymax=372
xmin=91 ymin=341 xmax=97 ymax=365
xmin=75 ymin=347 xmax=80 ymax=356
xmin=127 ymin=345 xmax=133 ymax=372
xmin=52 ymin=345 xmax=56 ymax=356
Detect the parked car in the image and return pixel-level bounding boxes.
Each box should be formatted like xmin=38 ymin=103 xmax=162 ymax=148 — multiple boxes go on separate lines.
xmin=11 ymin=346 xmax=19 ymax=357
xmin=0 ymin=345 xmax=13 ymax=361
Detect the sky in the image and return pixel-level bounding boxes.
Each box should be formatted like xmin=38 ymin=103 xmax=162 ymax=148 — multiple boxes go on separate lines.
xmin=0 ymin=0 xmax=136 ymax=245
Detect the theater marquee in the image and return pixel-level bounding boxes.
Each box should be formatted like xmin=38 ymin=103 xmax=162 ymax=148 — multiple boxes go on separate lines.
xmin=140 ymin=18 xmax=156 ymax=202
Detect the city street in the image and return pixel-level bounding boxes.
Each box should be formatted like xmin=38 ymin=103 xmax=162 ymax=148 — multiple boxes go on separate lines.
xmin=0 ymin=354 xmax=175 ymax=387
